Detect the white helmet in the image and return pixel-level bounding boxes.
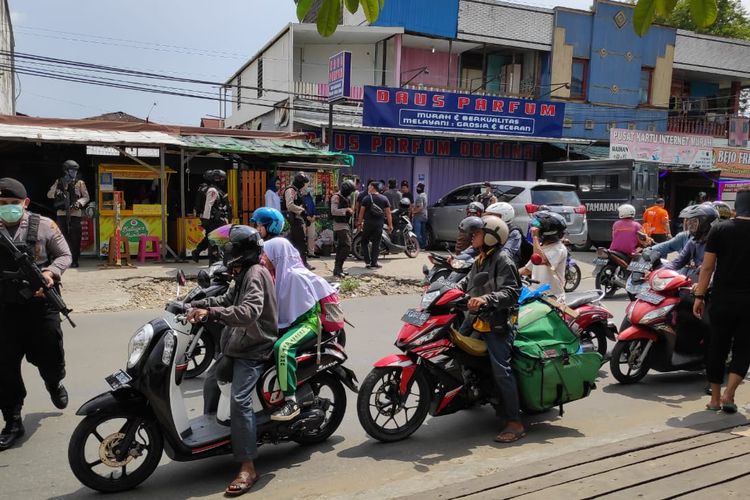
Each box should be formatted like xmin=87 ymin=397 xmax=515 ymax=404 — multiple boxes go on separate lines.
xmin=485 ymin=202 xmax=515 ymax=223
xmin=618 ymin=204 xmax=636 ymax=219
xmin=481 ymin=215 xmax=509 ymax=247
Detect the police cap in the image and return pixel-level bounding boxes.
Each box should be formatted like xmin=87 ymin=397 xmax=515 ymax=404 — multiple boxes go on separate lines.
xmin=0 ymin=178 xmax=27 ymax=199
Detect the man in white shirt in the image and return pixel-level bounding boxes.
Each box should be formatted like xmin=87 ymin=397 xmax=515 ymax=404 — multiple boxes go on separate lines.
xmin=520 ymin=211 xmax=568 ymax=300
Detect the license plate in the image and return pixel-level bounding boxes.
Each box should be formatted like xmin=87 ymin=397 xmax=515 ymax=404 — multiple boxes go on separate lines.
xmin=563 ymin=213 xmax=572 ymax=223
xmin=592 ymin=258 xmax=608 ymax=267
xmin=105 ymin=370 xmax=133 ymax=390
xmin=401 ymin=309 xmax=430 ymax=327
xmin=627 ymin=260 xmax=651 ymax=273
xmin=637 ymin=291 xmax=665 ymax=305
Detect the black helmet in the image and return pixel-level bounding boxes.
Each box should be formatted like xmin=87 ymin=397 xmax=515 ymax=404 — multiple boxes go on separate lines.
xmin=679 ymin=202 xmax=718 ymax=239
xmin=222 ymin=225 xmax=263 ymax=268
xmin=466 ymin=201 xmax=484 ymax=217
xmin=204 ymin=169 xmax=227 ymax=183
xmin=459 ymin=216 xmax=484 ymax=234
xmin=532 ymin=211 xmax=567 ymax=242
xmin=292 ymin=172 xmax=309 ymax=190
xmin=62 ymin=159 xmax=80 ymax=172
xmin=399 ymin=197 xmax=412 ymax=209
xmin=340 ymin=180 xmax=356 ymax=198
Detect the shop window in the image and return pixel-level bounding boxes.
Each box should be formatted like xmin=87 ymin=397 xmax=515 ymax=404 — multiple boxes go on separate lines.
xmin=257 ymin=59 xmax=264 ymax=98
xmin=570 ymin=59 xmax=588 ymax=99
xmin=236 ymin=74 xmax=242 ymax=110
xmin=640 ymin=67 xmax=653 ymax=104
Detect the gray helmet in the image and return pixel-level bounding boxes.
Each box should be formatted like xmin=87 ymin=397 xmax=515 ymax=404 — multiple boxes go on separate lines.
xmin=459 ymin=216 xmax=483 ymax=234
xmin=466 ymin=201 xmax=485 ymax=217
xmin=679 ymin=202 xmax=718 ymax=239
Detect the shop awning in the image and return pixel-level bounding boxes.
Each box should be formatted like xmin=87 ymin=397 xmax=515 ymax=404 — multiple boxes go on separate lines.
xmin=177 ymin=135 xmax=351 ymax=163
xmin=0 ymin=122 xmax=184 ymax=147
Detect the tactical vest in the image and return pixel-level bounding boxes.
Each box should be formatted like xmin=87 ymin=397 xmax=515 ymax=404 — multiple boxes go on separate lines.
xmin=0 ymin=214 xmax=42 ymax=304
xmin=281 ymin=187 xmax=304 ymax=218
xmin=332 ymin=194 xmax=351 ymax=223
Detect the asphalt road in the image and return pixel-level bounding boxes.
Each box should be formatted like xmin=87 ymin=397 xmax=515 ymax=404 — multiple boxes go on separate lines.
xmin=0 ymin=278 xmax=737 ymax=500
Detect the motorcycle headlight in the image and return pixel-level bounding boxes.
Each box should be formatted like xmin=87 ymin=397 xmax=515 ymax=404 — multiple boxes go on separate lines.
xmin=162 ymin=331 xmax=176 ymax=366
xmin=420 ymin=290 xmax=440 ymax=309
xmin=127 ymin=323 xmax=154 ymax=369
xmin=651 ymin=275 xmax=672 ymax=292
xmin=639 ymin=304 xmax=675 ymax=325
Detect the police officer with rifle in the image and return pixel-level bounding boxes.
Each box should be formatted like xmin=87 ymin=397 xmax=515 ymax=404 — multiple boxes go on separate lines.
xmin=47 ymin=160 xmax=90 ymax=268
xmin=0 ymin=178 xmax=74 ymax=451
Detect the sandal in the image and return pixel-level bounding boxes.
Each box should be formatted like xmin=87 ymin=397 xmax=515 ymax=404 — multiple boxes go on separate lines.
xmin=721 ymin=402 xmax=738 ymax=414
xmin=225 ymin=472 xmax=258 ymax=497
xmin=705 ymin=404 xmax=721 ymax=411
xmin=494 ymin=428 xmax=526 ymax=443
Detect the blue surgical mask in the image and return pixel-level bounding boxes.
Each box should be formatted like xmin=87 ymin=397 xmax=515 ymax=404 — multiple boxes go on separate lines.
xmin=0 ymin=203 xmax=24 ymax=224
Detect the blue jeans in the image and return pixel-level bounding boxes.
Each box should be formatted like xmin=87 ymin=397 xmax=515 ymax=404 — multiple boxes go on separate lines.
xmin=413 ymin=218 xmax=427 ymax=248
xmin=230 ymin=358 xmax=264 ymax=462
xmin=485 ymin=328 xmax=521 ymax=422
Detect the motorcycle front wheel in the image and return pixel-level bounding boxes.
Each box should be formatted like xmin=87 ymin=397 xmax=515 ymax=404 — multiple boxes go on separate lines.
xmin=405 ymin=235 xmax=420 ymax=258
xmin=595 ymin=264 xmax=619 ymax=297
xmin=68 ymin=412 xmax=163 ymax=493
xmin=184 ymin=328 xmax=216 ymax=379
xmin=357 ymin=367 xmax=431 ymax=442
xmin=564 ymin=263 xmax=582 ymax=292
xmin=293 ymin=373 xmax=347 ymax=445
xmin=610 ymin=339 xmax=652 ymax=384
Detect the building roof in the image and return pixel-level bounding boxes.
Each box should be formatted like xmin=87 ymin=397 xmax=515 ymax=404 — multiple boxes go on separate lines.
xmin=85 ymin=111 xmax=147 ymax=123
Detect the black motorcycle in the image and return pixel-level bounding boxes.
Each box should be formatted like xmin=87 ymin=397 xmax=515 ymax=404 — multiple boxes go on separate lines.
xmin=422 ymin=248 xmax=475 ymax=286
xmin=68 ymin=303 xmax=358 ymax=493
xmin=352 ymin=210 xmax=419 ymax=260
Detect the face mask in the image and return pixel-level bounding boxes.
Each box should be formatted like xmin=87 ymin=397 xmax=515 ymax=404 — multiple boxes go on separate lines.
xmin=0 ymin=204 xmax=24 ymax=224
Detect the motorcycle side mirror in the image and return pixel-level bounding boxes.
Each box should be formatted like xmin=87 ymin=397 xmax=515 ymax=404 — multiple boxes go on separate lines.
xmin=197 ymin=270 xmax=210 ymax=289
xmin=422 ymin=264 xmax=429 ymax=276
xmin=472 ymin=272 xmax=490 ymax=290
xmin=530 ymin=253 xmax=544 ymax=265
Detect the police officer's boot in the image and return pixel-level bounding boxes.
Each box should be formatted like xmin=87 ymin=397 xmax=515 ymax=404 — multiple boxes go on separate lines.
xmin=0 ymin=407 xmax=24 ymax=451
xmin=46 ymin=382 xmax=69 ymax=410
xmin=333 ymin=264 xmax=348 ymax=278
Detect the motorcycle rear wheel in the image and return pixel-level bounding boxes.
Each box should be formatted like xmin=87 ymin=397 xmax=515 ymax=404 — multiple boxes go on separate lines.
xmin=68 ymin=412 xmax=163 ymax=493
xmin=405 ymin=235 xmax=420 ymax=258
xmin=293 ymin=373 xmax=347 ymax=445
xmin=357 ymin=367 xmax=431 ymax=442
xmin=184 ymin=329 xmax=216 ymax=379
xmin=580 ymin=323 xmax=608 ymax=357
xmin=352 ymin=234 xmax=364 ymax=260
xmin=564 ymin=263 xmax=582 ymax=293
xmin=595 ymin=264 xmax=619 ymax=297
xmin=610 ymin=339 xmax=652 ymax=384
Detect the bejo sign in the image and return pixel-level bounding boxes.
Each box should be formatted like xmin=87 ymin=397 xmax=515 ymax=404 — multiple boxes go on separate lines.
xmin=362 ymin=86 xmax=565 ymax=138
xmin=714 ymin=147 xmax=750 ymax=179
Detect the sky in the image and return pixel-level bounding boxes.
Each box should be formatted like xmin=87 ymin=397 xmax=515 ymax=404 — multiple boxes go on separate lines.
xmin=10 ymin=0 xmax=750 ymax=125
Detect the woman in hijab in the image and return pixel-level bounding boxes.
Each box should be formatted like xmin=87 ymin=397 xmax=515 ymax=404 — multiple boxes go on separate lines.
xmin=264 ymin=176 xmax=281 ymax=211
xmin=262 ymin=238 xmax=341 ymax=422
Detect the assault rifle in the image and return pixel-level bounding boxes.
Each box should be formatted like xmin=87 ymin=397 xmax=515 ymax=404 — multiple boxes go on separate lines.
xmin=0 ymin=228 xmax=76 ymax=327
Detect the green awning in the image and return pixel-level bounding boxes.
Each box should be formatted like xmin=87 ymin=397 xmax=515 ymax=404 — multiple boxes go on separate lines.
xmin=179 ymin=135 xmax=351 ymax=164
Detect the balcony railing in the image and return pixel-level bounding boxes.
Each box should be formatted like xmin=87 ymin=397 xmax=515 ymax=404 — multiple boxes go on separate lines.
xmin=293 ymin=81 xmax=364 ymax=101
xmin=667 ymin=114 xmax=728 ymax=138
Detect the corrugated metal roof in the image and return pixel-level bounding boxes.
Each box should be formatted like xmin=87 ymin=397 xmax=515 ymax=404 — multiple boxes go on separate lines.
xmin=179 ymin=135 xmax=349 ymax=160
xmin=0 ymin=123 xmax=184 ymax=146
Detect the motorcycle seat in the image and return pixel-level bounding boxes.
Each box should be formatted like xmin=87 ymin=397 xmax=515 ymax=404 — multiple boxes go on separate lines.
xmin=296 ymin=329 xmax=342 ymax=353
xmin=565 ymin=290 xmax=602 ymax=309
xmin=608 ymin=250 xmax=632 ymax=263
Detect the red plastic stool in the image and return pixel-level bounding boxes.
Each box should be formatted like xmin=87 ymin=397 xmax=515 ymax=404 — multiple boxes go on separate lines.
xmin=137 ymin=235 xmax=161 ymax=262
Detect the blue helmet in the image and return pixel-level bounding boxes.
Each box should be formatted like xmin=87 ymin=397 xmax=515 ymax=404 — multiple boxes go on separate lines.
xmin=251 ymin=207 xmax=285 ymax=236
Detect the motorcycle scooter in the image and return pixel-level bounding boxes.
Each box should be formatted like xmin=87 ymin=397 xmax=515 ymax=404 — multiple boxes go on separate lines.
xmin=610 ymin=268 xmax=708 ymax=384
xmin=352 ymin=209 xmax=419 ymax=260
xmin=68 ymin=302 xmax=358 ymax=493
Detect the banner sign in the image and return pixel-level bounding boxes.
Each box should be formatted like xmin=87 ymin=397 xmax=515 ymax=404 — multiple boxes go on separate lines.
xmin=609 ymin=128 xmax=713 ymax=169
xmin=713 ymin=147 xmax=750 ymax=179
xmin=729 ymin=117 xmax=750 ymax=148
xmin=331 ymin=131 xmax=541 ymax=161
xmin=362 ymin=86 xmax=565 ymax=138
xmin=328 ymin=51 xmax=352 ymax=103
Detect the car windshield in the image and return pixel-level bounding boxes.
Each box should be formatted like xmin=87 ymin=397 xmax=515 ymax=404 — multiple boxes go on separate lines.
xmin=531 ymin=187 xmax=580 ymax=206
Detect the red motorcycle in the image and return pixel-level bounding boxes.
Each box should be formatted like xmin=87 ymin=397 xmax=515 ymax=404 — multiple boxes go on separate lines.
xmin=356 ymin=275 xmax=615 ymax=442
xmin=610 ymin=269 xmax=708 ymax=384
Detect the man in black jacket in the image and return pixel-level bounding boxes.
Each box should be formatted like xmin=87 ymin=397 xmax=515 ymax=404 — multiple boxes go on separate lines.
xmin=188 ymin=225 xmax=278 ymax=496
xmin=356 ymin=181 xmax=393 ymax=269
xmin=460 ymin=215 xmax=523 ymax=443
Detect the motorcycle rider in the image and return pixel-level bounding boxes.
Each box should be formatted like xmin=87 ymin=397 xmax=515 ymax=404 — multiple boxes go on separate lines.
xmin=250 ymin=207 xmax=285 ymax=241
xmin=187 ymin=225 xmax=278 ymax=496
xmin=610 ymin=204 xmax=648 ymax=256
xmin=283 ymin=172 xmax=314 ymax=270
xmin=0 ymin=178 xmax=72 ymax=451
xmin=458 ymin=215 xmax=524 ymax=443
xmin=261 ymin=238 xmax=340 ymax=422
xmin=520 ymin=211 xmax=568 ymax=300
xmin=455 ymin=202 xmax=484 ymax=253
xmin=663 ymin=203 xmax=719 ymax=282
xmin=330 ymin=180 xmax=356 ymax=278
xmin=193 ymin=169 xmax=231 ymax=263
xmin=525 ymin=205 xmax=551 ymax=243
xmin=486 ymin=202 xmax=530 ymax=267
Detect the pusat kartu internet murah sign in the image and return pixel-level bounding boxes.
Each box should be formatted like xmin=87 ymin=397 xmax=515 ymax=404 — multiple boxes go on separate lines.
xmin=609 ymin=128 xmax=713 ymax=169
xmin=362 ymin=86 xmax=565 ymax=138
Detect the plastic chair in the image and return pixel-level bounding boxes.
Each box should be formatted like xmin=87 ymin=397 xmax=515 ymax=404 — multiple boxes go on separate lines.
xmin=137 ymin=235 xmax=161 ymax=263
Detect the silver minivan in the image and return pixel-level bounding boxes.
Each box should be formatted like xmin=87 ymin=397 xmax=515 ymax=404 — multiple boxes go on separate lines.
xmin=427 ymin=180 xmax=588 ymax=247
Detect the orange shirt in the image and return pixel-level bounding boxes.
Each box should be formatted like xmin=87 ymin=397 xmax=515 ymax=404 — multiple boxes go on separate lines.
xmin=643 ymin=205 xmax=670 ymax=235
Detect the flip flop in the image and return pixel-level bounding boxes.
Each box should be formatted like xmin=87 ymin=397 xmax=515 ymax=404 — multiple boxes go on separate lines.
xmin=705 ymin=404 xmax=721 ymax=411
xmin=721 ymin=402 xmax=738 ymax=414
xmin=225 ymin=473 xmax=258 ymax=497
xmin=494 ymin=428 xmax=526 ymax=443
